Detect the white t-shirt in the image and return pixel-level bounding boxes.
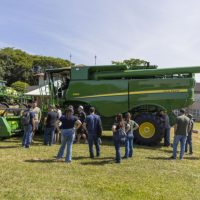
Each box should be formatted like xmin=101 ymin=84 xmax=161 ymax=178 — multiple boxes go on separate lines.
xmin=32 ymin=107 xmax=41 ymax=121
xmin=57 ymin=109 xmax=62 ymax=119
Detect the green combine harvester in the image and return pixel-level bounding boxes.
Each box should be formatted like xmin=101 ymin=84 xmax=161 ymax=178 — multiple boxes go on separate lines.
xmin=43 ymin=64 xmax=200 ymax=145
xmin=0 ymin=80 xmax=28 ymax=138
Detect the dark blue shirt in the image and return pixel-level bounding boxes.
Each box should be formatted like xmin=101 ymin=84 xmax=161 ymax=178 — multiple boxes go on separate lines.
xmin=60 ymin=115 xmax=78 ymax=129
xmin=24 ymin=109 xmax=35 ymax=126
xmin=46 ymin=111 xmax=58 ymax=128
xmin=29 ymin=111 xmax=35 ymax=125
xmin=85 ymin=114 xmax=101 ymax=135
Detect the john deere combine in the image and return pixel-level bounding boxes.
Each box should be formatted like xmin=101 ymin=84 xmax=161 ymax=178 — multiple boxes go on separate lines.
xmin=44 ymin=64 xmax=200 ymax=145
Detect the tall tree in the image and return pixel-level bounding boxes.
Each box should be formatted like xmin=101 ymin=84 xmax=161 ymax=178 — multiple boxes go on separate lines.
xmin=0 ymin=47 xmax=72 ymax=86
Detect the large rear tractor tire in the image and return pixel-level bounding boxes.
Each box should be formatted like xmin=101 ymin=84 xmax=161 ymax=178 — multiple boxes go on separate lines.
xmin=134 ymin=113 xmax=165 ymax=146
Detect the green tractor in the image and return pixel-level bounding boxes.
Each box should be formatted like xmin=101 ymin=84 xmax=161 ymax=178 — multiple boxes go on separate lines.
xmin=0 ymin=80 xmax=29 ymax=138
xmin=44 ymin=64 xmax=200 ymax=145
xmin=0 ymin=80 xmax=27 ymax=110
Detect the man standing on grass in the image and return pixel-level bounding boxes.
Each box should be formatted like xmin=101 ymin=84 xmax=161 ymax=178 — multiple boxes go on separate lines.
xmin=44 ymin=105 xmax=58 ymax=146
xmin=32 ymin=101 xmax=42 ymax=137
xmin=171 ymin=109 xmax=190 ymax=160
xmin=83 ymin=107 xmax=102 ymax=158
xmin=22 ymin=100 xmax=35 ymax=148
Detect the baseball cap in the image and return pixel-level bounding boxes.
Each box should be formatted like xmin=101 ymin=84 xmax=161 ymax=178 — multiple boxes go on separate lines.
xmin=79 ymin=105 xmax=83 ymax=110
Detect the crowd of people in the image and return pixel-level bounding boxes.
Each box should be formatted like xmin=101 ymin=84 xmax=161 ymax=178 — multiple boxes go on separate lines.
xmin=21 ymin=100 xmax=198 ymax=164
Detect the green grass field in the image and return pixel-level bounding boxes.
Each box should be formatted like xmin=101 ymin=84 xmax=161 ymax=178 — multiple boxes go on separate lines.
xmin=1 ymin=123 xmax=200 ymax=200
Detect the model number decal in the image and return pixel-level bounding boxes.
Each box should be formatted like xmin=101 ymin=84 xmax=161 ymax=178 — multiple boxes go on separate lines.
xmin=72 ymin=93 xmax=80 ymax=96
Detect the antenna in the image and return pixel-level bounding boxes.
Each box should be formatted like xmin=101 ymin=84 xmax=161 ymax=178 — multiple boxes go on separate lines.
xmin=94 ymin=55 xmax=97 ymax=65
xmin=69 ymin=53 xmax=72 ymax=63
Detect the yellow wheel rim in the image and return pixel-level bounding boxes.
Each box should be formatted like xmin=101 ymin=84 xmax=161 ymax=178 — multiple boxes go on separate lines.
xmin=139 ymin=122 xmax=155 ymax=138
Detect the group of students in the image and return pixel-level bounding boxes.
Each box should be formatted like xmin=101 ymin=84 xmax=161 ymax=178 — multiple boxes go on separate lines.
xmin=43 ymin=105 xmax=88 ymax=146
xmin=44 ymin=105 xmax=102 ymax=163
xmin=21 ymin=100 xmax=198 ymax=164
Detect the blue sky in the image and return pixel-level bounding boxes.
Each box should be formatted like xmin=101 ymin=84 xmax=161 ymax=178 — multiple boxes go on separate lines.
xmin=0 ymin=0 xmax=200 ymax=80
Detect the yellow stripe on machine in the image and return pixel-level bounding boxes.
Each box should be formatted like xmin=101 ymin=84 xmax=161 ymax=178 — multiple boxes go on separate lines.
xmin=75 ymin=89 xmax=188 ymax=99
xmin=75 ymin=92 xmax=128 ymax=98
xmin=129 ymin=89 xmax=188 ymax=95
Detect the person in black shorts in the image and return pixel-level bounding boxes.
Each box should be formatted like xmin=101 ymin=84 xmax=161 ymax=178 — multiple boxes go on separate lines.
xmin=76 ymin=105 xmax=88 ymax=143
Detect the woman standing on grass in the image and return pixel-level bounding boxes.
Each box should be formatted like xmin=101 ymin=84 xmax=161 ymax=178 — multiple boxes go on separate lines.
xmin=124 ymin=112 xmax=139 ymax=158
xmin=56 ymin=107 xmax=82 ymax=163
xmin=112 ymin=114 xmax=130 ymax=163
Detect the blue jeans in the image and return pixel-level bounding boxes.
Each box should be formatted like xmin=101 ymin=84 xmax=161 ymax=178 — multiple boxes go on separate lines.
xmin=173 ymin=135 xmax=187 ymax=159
xmin=44 ymin=127 xmax=55 ymax=145
xmin=164 ymin=128 xmax=170 ymax=146
xmin=114 ymin=139 xmax=121 ymax=163
xmin=185 ymin=134 xmax=192 ymax=153
xmin=22 ymin=125 xmax=33 ymax=147
xmin=88 ymin=134 xmax=100 ymax=157
xmin=57 ymin=129 xmax=75 ymax=162
xmin=124 ymin=135 xmax=134 ymax=158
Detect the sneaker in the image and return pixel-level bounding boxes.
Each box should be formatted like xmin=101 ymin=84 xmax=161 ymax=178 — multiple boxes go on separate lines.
xmin=55 ymin=157 xmax=62 ymax=162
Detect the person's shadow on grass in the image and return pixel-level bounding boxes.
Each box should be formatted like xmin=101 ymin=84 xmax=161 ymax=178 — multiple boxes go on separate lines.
xmin=24 ymin=158 xmax=57 ymax=163
xmin=0 ymin=145 xmax=19 ymax=149
xmin=80 ymin=157 xmax=115 ymax=166
xmin=146 ymin=156 xmax=200 ymax=160
xmin=146 ymin=156 xmax=174 ymax=160
xmin=24 ymin=156 xmax=115 ymax=165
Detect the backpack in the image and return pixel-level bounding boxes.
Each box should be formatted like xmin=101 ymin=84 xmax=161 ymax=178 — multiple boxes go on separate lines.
xmin=114 ymin=128 xmax=127 ymax=142
xmin=21 ymin=111 xmax=31 ymax=126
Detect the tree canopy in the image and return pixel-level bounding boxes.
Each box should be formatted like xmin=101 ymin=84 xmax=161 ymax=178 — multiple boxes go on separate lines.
xmin=10 ymin=81 xmax=30 ymax=93
xmin=112 ymin=58 xmax=157 ymax=69
xmin=0 ymin=47 xmax=72 ymax=86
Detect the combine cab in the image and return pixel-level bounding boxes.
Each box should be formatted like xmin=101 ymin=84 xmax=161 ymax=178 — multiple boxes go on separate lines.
xmin=44 ymin=65 xmax=200 ymax=145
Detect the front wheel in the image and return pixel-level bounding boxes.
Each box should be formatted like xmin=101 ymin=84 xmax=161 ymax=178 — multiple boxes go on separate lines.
xmin=134 ymin=113 xmax=165 ymax=145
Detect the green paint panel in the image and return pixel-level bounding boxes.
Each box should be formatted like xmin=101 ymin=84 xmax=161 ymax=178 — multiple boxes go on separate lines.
xmin=71 ymin=67 xmax=89 ymax=80
xmin=129 ymin=78 xmax=195 ymax=111
xmin=67 ymin=80 xmax=128 ymax=117
xmin=0 ymin=117 xmax=12 ymax=137
xmin=0 ymin=116 xmax=21 ymax=137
